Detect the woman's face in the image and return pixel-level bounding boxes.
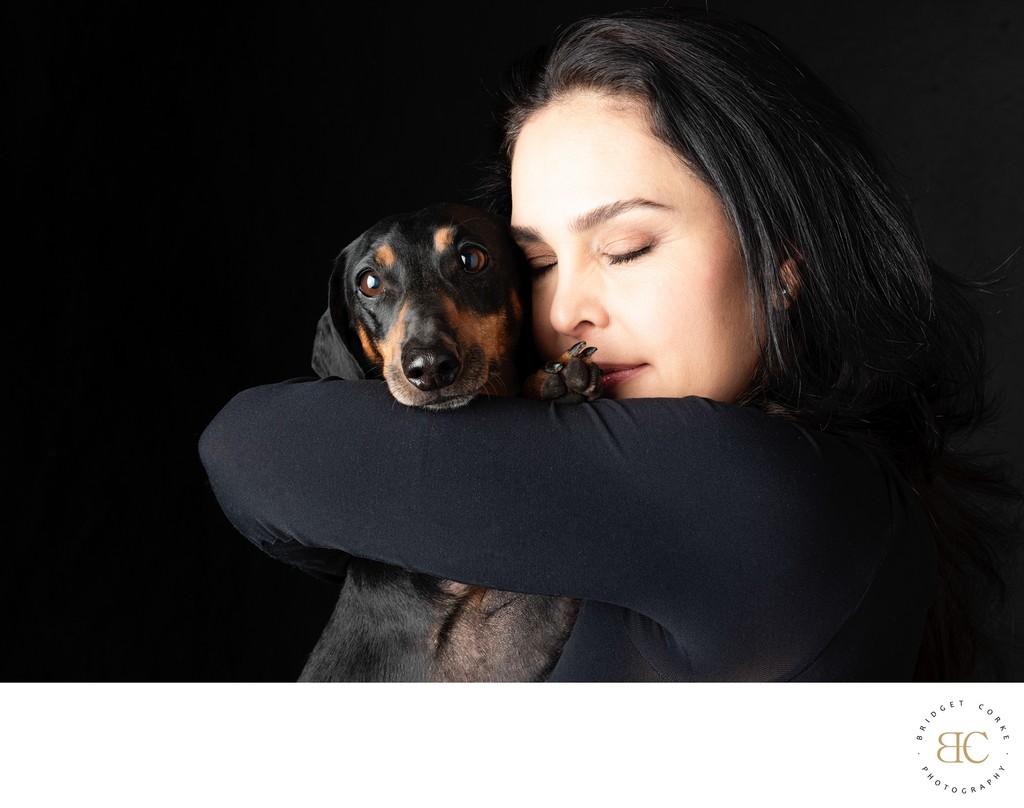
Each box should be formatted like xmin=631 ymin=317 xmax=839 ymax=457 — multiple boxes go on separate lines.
xmin=510 ymin=91 xmax=760 ymax=401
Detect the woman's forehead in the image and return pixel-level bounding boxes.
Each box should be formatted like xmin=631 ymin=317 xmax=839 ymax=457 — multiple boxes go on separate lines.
xmin=509 ymin=96 xmax=705 ymax=232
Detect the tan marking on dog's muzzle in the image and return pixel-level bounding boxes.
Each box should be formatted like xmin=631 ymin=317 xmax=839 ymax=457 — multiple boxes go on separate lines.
xmin=377 ymin=302 xmax=408 ymax=373
xmin=509 ymin=289 xmax=523 ymax=327
xmin=356 ymin=321 xmax=383 ymax=368
xmin=441 ymin=298 xmax=518 ymax=371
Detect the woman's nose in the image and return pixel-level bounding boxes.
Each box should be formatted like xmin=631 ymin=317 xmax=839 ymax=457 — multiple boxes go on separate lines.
xmin=546 ymin=262 xmax=608 ymax=338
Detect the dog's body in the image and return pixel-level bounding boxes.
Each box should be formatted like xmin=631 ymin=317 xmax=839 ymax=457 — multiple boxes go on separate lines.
xmin=300 ymin=202 xmax=601 ymax=682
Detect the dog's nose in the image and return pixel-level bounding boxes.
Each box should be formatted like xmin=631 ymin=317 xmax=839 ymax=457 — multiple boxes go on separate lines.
xmin=402 ymin=347 xmax=461 ymax=390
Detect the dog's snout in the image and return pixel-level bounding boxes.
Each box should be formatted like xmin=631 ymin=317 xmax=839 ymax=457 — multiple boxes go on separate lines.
xmin=402 ymin=346 xmax=461 ymax=391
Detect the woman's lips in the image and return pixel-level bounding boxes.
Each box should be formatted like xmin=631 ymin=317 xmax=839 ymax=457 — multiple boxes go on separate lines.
xmin=596 ymin=363 xmax=647 ymax=389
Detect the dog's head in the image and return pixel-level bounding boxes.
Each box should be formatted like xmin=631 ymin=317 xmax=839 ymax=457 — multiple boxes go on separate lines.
xmin=312 ymin=202 xmax=530 ymax=410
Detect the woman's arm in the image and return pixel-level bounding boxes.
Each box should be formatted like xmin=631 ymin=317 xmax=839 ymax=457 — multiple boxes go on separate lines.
xmin=198 ymin=378 xmax=903 ymax=637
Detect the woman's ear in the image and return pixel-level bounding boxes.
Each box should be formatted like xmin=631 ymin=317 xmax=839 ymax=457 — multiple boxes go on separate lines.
xmin=779 ymin=258 xmax=801 ymax=309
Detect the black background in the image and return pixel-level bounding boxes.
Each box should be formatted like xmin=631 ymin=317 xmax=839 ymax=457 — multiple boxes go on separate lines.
xmin=7 ymin=0 xmax=1023 ymax=682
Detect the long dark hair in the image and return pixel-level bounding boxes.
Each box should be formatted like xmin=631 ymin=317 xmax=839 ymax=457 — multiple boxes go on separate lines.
xmin=477 ymin=6 xmax=1021 ymax=680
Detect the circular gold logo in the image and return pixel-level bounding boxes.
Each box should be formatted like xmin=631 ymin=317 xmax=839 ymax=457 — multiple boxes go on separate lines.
xmin=915 ymin=699 xmax=1012 ymax=795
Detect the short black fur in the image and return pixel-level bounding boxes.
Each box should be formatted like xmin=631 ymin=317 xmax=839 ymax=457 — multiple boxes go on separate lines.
xmin=301 ymin=201 xmax=600 ymax=682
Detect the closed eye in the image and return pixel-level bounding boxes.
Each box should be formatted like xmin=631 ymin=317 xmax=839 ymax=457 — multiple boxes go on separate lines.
xmin=530 ymin=260 xmax=557 ymax=278
xmin=521 ymin=247 xmax=558 ymax=278
xmin=607 ymin=243 xmax=654 ymax=265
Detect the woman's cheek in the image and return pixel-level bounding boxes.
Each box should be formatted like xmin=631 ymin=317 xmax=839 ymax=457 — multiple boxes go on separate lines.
xmin=530 ymin=284 xmax=559 ymax=360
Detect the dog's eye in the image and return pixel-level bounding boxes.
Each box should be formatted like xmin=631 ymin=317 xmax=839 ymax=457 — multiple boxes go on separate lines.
xmin=459 ymin=245 xmax=489 ymax=274
xmin=357 ymin=270 xmax=384 ymax=297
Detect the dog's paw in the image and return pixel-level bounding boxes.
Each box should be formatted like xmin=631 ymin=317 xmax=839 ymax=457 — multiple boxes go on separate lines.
xmin=522 ymin=341 xmax=603 ymax=404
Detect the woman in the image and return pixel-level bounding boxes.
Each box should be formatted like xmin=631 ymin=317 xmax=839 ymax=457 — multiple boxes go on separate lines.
xmin=199 ymin=7 xmax=1019 ymax=681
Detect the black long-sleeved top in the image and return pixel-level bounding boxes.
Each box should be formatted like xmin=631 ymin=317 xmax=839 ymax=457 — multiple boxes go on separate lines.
xmin=198 ymin=378 xmax=936 ymax=681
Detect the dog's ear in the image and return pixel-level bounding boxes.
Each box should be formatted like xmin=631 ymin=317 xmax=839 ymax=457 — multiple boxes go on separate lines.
xmin=311 ymin=307 xmax=365 ymax=380
xmin=311 ymin=236 xmax=375 ymax=380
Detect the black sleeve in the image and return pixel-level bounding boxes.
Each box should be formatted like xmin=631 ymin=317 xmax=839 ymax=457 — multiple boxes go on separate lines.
xmin=198 ymin=377 xmax=899 ymax=646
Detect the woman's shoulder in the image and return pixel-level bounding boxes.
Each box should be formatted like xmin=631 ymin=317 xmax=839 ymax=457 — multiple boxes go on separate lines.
xmin=595 ymin=396 xmax=919 ymax=542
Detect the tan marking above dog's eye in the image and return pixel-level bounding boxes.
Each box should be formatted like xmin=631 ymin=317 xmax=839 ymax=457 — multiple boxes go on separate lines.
xmin=358 ymin=269 xmax=384 ymax=297
xmin=434 ymin=226 xmax=455 ymax=253
xmin=459 ymin=244 xmax=489 ymax=273
xmin=374 ymin=244 xmax=396 ymax=267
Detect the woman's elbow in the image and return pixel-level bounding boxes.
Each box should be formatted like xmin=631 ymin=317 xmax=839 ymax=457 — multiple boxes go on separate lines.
xmin=197 ymin=389 xmax=272 ymax=531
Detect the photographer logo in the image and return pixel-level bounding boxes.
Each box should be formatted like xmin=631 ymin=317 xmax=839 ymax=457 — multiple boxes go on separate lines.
xmin=916 ymin=700 xmax=1011 ymax=795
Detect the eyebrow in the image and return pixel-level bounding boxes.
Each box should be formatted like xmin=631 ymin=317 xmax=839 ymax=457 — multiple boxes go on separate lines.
xmin=509 ymin=197 xmax=671 ymax=243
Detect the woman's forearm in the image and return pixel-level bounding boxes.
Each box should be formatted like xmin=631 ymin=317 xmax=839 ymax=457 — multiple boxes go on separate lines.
xmin=198 ymin=377 xmax=895 ymax=635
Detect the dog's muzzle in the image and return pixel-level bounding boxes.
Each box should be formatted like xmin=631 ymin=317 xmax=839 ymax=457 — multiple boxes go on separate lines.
xmin=401 ymin=343 xmax=462 ymax=391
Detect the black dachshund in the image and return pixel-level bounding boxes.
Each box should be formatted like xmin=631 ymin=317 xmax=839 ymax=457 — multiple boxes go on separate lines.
xmin=300 ymin=202 xmax=601 ymax=682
